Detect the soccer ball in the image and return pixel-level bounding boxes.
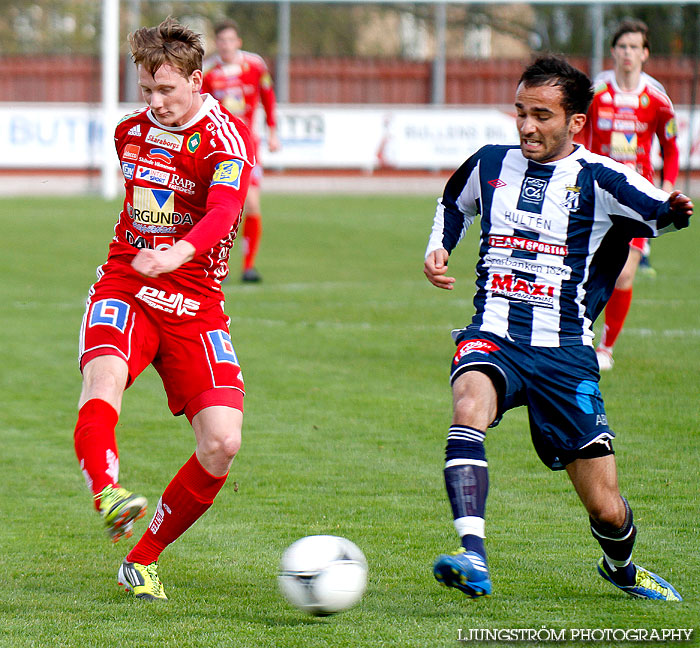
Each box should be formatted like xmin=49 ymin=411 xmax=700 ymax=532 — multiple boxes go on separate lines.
xmin=278 ymin=535 xmax=368 ymax=615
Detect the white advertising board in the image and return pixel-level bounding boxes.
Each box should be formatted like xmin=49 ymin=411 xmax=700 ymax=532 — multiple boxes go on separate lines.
xmin=1 ymin=103 xmax=698 ymax=171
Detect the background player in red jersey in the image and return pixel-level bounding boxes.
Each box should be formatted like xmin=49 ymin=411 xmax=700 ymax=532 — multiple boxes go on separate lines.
xmin=582 ymin=19 xmax=679 ymax=370
xmin=201 ymin=19 xmax=281 ymax=283
xmin=73 ymin=17 xmax=255 ymax=600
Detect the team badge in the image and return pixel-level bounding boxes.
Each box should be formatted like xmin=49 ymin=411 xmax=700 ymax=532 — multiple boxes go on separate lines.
xmin=207 ymin=330 xmax=240 ymax=364
xmin=211 ymin=159 xmax=244 ymax=189
xmin=640 ymin=93 xmax=650 ymax=108
xmin=187 ymin=132 xmax=201 ymax=153
xmin=89 ymin=299 xmax=129 ymax=332
xmin=562 ymin=185 xmax=580 ymax=212
xmin=665 ymin=118 xmax=677 ymax=140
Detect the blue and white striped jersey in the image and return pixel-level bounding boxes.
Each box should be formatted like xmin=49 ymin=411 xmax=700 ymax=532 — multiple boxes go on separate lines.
xmin=426 ymin=144 xmax=681 ymax=347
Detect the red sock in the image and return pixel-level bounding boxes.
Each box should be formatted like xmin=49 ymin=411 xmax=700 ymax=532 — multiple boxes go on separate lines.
xmin=127 ymin=453 xmax=228 ymax=565
xmin=74 ymin=399 xmax=120 ymax=508
xmin=242 ymin=213 xmax=262 ymax=271
xmin=601 ymin=287 xmax=634 ymax=350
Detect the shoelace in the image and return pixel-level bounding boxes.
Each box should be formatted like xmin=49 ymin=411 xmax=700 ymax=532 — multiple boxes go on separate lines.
xmin=145 ymin=563 xmax=163 ymax=595
xmin=636 ymin=570 xmax=667 ymax=596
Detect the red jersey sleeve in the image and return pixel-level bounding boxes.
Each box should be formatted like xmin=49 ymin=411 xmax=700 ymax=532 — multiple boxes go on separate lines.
xmin=259 ymin=64 xmax=277 ymax=129
xmin=183 ymin=183 xmax=244 ymax=255
xmin=655 ymin=102 xmax=679 ymax=186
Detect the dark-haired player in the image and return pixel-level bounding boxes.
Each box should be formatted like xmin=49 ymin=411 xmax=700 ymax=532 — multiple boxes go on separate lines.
xmin=425 ymin=55 xmax=690 ymax=601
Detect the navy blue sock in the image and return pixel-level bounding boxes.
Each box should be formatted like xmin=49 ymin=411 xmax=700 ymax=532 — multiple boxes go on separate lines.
xmin=590 ymin=497 xmax=637 ymax=585
xmin=444 ymin=425 xmax=489 ymax=561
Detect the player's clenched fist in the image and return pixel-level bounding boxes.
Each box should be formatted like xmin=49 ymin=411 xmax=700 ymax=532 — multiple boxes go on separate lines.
xmin=424 ymin=248 xmax=455 ymax=290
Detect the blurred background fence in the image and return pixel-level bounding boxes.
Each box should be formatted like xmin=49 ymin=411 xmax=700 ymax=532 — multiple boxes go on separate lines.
xmin=3 ymin=0 xmax=700 ymax=196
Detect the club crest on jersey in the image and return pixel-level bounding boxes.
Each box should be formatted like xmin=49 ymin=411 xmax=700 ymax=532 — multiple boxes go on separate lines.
xmin=145 ymin=127 xmax=184 ymax=151
xmin=211 ymin=159 xmax=244 ymax=189
xmin=187 ymin=132 xmax=201 ymax=153
xmin=562 ymin=185 xmax=580 ymax=212
xmin=89 ymin=299 xmax=129 ymax=332
xmin=207 ymin=330 xmax=239 ymax=365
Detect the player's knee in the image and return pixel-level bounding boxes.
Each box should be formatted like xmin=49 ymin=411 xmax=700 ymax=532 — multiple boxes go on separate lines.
xmin=453 ymin=393 xmax=494 ymax=430
xmin=588 ymin=497 xmax=626 ymax=529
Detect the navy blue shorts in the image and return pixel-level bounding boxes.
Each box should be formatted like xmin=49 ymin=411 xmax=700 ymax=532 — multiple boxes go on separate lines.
xmin=450 ymin=329 xmax=615 ymax=470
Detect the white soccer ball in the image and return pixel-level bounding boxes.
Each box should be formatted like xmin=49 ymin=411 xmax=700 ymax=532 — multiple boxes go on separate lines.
xmin=278 ymin=535 xmax=368 ymax=616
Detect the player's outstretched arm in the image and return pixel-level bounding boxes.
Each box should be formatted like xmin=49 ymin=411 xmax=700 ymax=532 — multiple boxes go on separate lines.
xmin=424 ymin=248 xmax=455 ymax=290
xmin=131 ymin=240 xmax=196 ymax=278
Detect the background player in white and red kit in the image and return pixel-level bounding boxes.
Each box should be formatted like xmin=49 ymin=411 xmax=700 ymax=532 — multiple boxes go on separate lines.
xmin=582 ymin=19 xmax=679 ymax=370
xmin=73 ymin=17 xmax=255 ymax=600
xmin=201 ymin=19 xmax=281 ymax=282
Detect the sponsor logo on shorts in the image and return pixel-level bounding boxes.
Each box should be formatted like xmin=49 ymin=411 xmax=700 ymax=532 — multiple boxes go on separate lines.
xmin=211 ymin=159 xmax=244 ymax=189
xmin=576 ymin=380 xmax=607 ymax=424
xmin=135 ymin=286 xmax=200 ymax=317
xmin=490 ymin=273 xmax=555 ymax=308
xmin=453 ymin=339 xmax=501 ymax=364
xmin=89 ymin=299 xmax=130 ymax=332
xmin=145 ymin=127 xmax=184 ymax=151
xmin=207 ymin=330 xmax=240 ymax=365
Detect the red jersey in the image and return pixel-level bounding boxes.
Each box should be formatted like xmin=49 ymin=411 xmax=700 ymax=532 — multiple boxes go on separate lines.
xmin=201 ymin=51 xmax=277 ymax=140
xmin=111 ymin=95 xmax=255 ymax=296
xmin=583 ymin=73 xmax=679 ymax=185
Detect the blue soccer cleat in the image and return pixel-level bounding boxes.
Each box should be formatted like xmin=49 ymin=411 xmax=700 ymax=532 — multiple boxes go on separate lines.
xmin=597 ymin=558 xmax=682 ymax=601
xmin=433 ymin=548 xmax=492 ymax=598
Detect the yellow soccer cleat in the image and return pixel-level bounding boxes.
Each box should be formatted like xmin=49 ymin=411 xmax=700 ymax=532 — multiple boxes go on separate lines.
xmin=117 ymin=560 xmax=168 ymax=601
xmin=96 ymin=485 xmax=147 ymax=543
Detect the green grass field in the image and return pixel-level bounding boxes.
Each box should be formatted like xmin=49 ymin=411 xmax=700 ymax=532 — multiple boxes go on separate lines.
xmin=0 ymin=193 xmax=698 ymax=648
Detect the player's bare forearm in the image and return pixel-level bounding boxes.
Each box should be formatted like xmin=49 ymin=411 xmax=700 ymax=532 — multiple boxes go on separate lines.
xmin=131 ymin=240 xmax=196 ymax=278
xmin=424 ymin=248 xmax=455 ymax=290
xmin=267 ymin=127 xmax=281 ymax=152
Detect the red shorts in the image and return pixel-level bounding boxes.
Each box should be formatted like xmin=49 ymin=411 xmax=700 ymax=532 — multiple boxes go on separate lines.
xmin=79 ymin=263 xmax=244 ymax=420
xmin=630 ymin=238 xmax=649 ymax=255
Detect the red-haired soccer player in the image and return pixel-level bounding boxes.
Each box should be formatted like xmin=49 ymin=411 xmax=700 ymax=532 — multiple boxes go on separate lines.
xmin=74 ymin=17 xmax=254 ymax=600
